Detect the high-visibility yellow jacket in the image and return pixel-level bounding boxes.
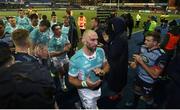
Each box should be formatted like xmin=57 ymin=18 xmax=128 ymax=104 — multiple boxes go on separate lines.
xmin=77 ymin=16 xmax=86 ymax=30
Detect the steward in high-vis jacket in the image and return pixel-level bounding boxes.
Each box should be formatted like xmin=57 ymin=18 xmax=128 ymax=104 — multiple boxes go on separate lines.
xmin=160 ymin=20 xmax=180 ymax=61
xmin=77 ymin=12 xmax=86 ymax=36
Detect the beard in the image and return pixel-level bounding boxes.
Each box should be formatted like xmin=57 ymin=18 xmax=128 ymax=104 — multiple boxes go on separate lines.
xmin=86 ymin=43 xmax=96 ymax=52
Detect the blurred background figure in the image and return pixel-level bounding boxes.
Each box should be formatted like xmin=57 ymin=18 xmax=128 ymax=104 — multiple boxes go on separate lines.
xmin=135 ymin=13 xmax=141 ymax=28
xmin=77 ymin=12 xmax=86 ymax=38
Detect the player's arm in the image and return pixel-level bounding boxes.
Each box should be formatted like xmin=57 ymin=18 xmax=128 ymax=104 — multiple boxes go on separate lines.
xmin=64 ymin=42 xmax=71 ymax=50
xmin=93 ymin=61 xmax=110 ymax=76
xmin=68 ymin=61 xmax=102 ymax=89
xmin=49 ymin=51 xmax=66 ymax=57
xmin=68 ymin=75 xmax=83 ymax=88
xmin=133 ymin=54 xmax=167 ymax=78
xmin=48 ymin=43 xmax=71 ymax=58
xmin=139 ymin=61 xmax=162 ymax=78
xmin=69 ymin=75 xmax=102 ymax=90
xmin=102 ymin=61 xmax=110 ymax=75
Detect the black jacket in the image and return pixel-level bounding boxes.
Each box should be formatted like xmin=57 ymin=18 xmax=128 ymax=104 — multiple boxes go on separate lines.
xmin=106 ymin=17 xmax=128 ymax=92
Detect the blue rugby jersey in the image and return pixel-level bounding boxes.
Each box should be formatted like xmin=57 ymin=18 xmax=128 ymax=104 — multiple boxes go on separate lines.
xmin=68 ymin=48 xmax=106 ymax=82
xmin=30 ymin=28 xmax=50 ymax=45
xmin=137 ymin=45 xmax=167 ymax=84
xmin=48 ymin=34 xmax=70 ymax=60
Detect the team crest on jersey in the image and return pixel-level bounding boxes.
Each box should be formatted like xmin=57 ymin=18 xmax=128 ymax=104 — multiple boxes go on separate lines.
xmin=141 ymin=55 xmax=149 ymax=64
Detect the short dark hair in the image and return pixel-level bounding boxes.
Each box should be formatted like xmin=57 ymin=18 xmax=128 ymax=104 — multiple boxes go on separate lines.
xmin=42 ymin=15 xmax=47 ymax=20
xmin=91 ymin=17 xmax=100 ymax=25
xmin=29 ymin=14 xmax=38 ymax=20
xmin=0 ymin=42 xmax=12 ymax=67
xmin=0 ymin=20 xmax=5 ymax=27
xmin=66 ymin=8 xmax=71 ymax=15
xmin=39 ymin=20 xmax=50 ymax=28
xmin=7 ymin=16 xmax=15 ymax=20
xmin=146 ymin=31 xmax=161 ymax=43
xmin=51 ymin=24 xmax=61 ymax=31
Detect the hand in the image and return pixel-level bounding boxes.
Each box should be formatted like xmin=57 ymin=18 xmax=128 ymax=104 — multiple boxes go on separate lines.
xmin=64 ymin=45 xmax=70 ymax=52
xmin=86 ymin=77 xmax=102 ymax=90
xmin=128 ymin=61 xmax=137 ymax=69
xmin=133 ymin=54 xmax=143 ymax=64
xmin=103 ymin=32 xmax=109 ymax=42
xmin=65 ymin=43 xmax=71 ymax=48
xmin=93 ymin=68 xmax=105 ymax=76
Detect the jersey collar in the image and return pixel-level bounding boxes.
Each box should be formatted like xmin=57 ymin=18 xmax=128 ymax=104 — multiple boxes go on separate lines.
xmin=82 ymin=49 xmax=97 ymax=61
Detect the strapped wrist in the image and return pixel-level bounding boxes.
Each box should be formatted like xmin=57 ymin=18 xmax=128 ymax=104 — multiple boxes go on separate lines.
xmin=100 ymin=70 xmax=105 ymax=76
xmin=81 ymin=80 xmax=88 ymax=87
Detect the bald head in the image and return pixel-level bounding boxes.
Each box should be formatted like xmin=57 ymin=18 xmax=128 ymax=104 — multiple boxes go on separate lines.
xmin=82 ymin=30 xmax=98 ymax=52
xmin=82 ymin=30 xmax=98 ymax=43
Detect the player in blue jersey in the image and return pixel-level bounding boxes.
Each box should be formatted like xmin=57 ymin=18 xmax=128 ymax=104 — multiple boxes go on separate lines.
xmin=68 ymin=30 xmax=110 ymax=109
xmin=5 ymin=16 xmax=24 ymax=34
xmin=30 ymin=20 xmax=51 ymax=46
xmin=126 ymin=32 xmax=168 ymax=108
xmin=0 ymin=20 xmax=14 ymax=49
xmin=61 ymin=16 xmax=70 ymax=40
xmin=50 ymin=11 xmax=58 ymax=27
xmin=48 ymin=24 xmax=71 ymax=91
xmin=16 ymin=9 xmax=30 ymax=29
xmin=26 ymin=14 xmax=39 ymax=33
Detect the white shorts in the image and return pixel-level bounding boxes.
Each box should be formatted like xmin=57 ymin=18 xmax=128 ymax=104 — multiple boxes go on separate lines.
xmin=51 ymin=57 xmax=69 ymax=69
xmin=78 ymin=88 xmax=101 ymax=109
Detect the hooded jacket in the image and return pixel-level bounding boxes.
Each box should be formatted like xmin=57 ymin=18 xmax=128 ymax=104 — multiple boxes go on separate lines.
xmin=106 ymin=17 xmax=128 ymax=92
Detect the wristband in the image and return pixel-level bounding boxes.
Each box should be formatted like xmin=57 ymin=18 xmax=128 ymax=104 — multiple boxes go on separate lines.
xmin=81 ymin=80 xmax=88 ymax=87
xmin=99 ymin=70 xmax=105 ymax=76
